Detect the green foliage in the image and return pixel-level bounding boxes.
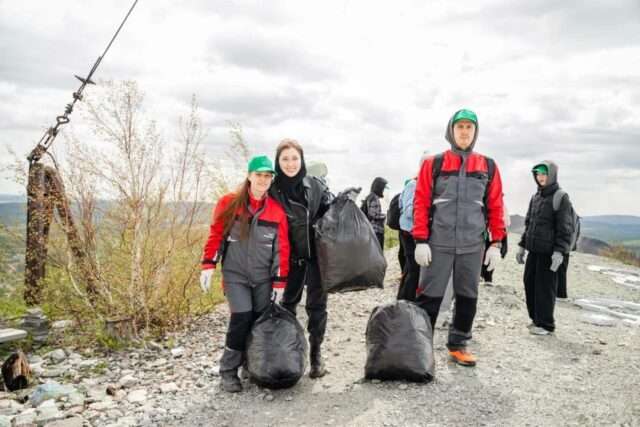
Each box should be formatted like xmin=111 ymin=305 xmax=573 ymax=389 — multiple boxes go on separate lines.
xmin=602 ymin=245 xmax=640 ymax=268
xmin=384 ymin=226 xmax=400 ymax=249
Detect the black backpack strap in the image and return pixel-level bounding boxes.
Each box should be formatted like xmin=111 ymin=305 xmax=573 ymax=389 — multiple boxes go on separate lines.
xmin=481 ymin=156 xmax=497 ymax=234
xmin=431 ymin=153 xmax=444 ymax=180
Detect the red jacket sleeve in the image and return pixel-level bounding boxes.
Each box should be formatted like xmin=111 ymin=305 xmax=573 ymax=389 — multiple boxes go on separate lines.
xmin=486 ymin=164 xmax=506 ymax=242
xmin=272 ymin=204 xmax=290 ymax=288
xmin=201 ymin=194 xmax=233 ymax=270
xmin=412 ymin=156 xmax=434 ymax=243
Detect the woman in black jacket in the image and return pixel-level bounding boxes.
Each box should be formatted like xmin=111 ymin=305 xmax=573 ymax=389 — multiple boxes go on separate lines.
xmin=269 ymin=139 xmax=332 ymax=378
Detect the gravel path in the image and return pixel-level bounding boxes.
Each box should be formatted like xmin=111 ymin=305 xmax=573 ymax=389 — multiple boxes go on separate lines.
xmin=164 ymin=236 xmax=640 ymax=427
xmin=5 ymin=235 xmax=638 ymax=426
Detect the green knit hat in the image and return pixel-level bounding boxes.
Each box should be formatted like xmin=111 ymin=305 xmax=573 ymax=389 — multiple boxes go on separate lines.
xmin=532 ymin=164 xmax=548 ymax=175
xmin=452 ymin=109 xmax=477 ymax=124
xmin=248 ymin=155 xmax=275 ymax=174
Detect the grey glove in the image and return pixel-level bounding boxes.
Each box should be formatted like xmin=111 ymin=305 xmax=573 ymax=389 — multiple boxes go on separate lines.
xmin=550 ymin=251 xmax=564 ymax=272
xmin=515 ymin=246 xmax=526 ymax=265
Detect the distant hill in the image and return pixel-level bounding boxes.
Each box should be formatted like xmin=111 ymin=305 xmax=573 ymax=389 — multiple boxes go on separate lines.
xmin=508 ymin=214 xmax=637 ymax=256
xmin=0 ymin=203 xmax=26 ymax=226
xmin=0 ymin=194 xmax=25 ymax=204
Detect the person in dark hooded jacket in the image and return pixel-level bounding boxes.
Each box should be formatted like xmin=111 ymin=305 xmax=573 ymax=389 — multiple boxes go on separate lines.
xmin=364 ymin=177 xmax=388 ymax=249
xmin=269 ymin=139 xmax=332 ymax=378
xmin=516 ymin=161 xmax=575 ymax=335
xmin=413 ymin=109 xmax=505 ymax=367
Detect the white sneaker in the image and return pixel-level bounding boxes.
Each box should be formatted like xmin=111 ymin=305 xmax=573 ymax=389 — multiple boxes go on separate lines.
xmin=529 ymin=326 xmax=552 ymax=336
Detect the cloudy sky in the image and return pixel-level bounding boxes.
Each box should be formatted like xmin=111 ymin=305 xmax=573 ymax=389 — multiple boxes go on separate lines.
xmin=1 ymin=0 xmax=639 ymax=215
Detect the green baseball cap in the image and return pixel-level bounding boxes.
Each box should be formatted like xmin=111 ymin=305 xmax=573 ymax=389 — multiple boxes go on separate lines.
xmin=248 ymin=155 xmax=275 ymax=174
xmin=532 ymin=164 xmax=548 ymax=175
xmin=452 ymin=109 xmax=478 ymax=124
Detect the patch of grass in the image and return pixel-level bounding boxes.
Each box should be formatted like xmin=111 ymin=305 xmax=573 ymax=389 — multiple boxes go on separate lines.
xmin=602 ymin=245 xmax=640 ymax=268
xmin=384 ymin=226 xmax=400 ymax=249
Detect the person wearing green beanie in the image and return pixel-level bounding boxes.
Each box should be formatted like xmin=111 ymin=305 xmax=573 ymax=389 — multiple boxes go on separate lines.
xmin=200 ymin=154 xmax=290 ymax=392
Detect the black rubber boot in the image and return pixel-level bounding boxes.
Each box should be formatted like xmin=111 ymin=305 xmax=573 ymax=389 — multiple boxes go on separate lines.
xmin=219 ymin=347 xmax=243 ymax=393
xmin=309 ymin=339 xmax=327 ymax=379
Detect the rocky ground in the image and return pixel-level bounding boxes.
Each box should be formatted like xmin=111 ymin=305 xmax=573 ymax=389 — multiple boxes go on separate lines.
xmin=1 ymin=234 xmax=639 ymax=426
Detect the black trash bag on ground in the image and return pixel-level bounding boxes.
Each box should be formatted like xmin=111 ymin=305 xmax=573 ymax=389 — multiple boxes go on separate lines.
xmin=246 ymin=303 xmax=308 ymax=389
xmin=315 ymin=188 xmax=387 ymax=293
xmin=365 ymin=300 xmax=435 ymax=382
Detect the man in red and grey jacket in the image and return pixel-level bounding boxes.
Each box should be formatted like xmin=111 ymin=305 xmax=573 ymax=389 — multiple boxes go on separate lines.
xmin=413 ymin=109 xmax=505 ymax=367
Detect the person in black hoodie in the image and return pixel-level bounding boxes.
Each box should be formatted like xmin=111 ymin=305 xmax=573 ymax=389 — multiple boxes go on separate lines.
xmin=363 ymin=177 xmax=388 ymax=249
xmin=269 ymin=139 xmax=332 ymax=378
xmin=516 ymin=161 xmax=575 ymax=335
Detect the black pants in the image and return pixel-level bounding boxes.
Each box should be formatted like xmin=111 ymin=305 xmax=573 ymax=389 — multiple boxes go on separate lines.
xmin=376 ymin=232 xmax=385 ymax=251
xmin=557 ymin=254 xmax=570 ymax=298
xmin=523 ymin=252 xmax=558 ymax=332
xmin=282 ymin=257 xmax=328 ymax=344
xmin=397 ymin=231 xmax=420 ymax=301
xmin=398 ymin=230 xmax=405 ymax=272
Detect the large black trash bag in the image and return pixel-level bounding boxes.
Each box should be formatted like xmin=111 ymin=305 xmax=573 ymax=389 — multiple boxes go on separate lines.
xmin=315 ymin=189 xmax=387 ymax=293
xmin=365 ymin=300 xmax=435 ymax=382
xmin=246 ymin=303 xmax=308 ymax=389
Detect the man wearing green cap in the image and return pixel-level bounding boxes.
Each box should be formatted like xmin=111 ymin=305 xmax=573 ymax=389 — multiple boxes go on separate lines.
xmin=412 ymin=109 xmax=506 ymax=366
xmin=516 ymin=161 xmax=576 ymax=336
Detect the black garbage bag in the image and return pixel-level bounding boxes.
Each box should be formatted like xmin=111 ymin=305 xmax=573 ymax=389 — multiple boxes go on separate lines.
xmin=315 ymin=189 xmax=387 ymax=293
xmin=246 ymin=303 xmax=308 ymax=389
xmin=365 ymin=300 xmax=435 ymax=382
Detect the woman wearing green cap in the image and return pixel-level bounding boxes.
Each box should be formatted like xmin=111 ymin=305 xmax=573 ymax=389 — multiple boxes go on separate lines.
xmin=269 ymin=138 xmax=333 ymax=379
xmin=200 ymin=155 xmax=290 ymax=392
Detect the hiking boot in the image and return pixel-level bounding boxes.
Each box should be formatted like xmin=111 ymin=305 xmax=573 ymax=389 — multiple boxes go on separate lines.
xmin=240 ymin=359 xmax=250 ymax=380
xmin=220 ymin=369 xmax=242 ymax=393
xmin=448 ymin=348 xmax=477 ymax=367
xmin=309 ymin=341 xmax=327 ymax=379
xmin=530 ymin=326 xmax=552 ymax=336
xmin=219 ymin=347 xmax=243 ymax=392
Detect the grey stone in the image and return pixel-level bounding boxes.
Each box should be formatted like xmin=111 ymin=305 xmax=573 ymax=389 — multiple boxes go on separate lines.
xmin=13 ymin=408 xmax=37 ymax=426
xmin=42 ymin=416 xmax=84 ymax=427
xmin=0 ymin=399 xmax=22 ymax=415
xmin=159 ymin=383 xmax=179 ymax=393
xmin=126 ymin=389 xmax=147 ymax=404
xmin=170 ymin=347 xmax=185 ymax=358
xmin=41 ymin=368 xmax=65 ymax=378
xmin=117 ymin=375 xmax=138 ymax=389
xmin=51 ymin=320 xmax=73 ymax=330
xmin=35 ymin=404 xmax=65 ymax=425
xmin=47 ymin=350 xmax=67 ymax=365
xmin=0 ymin=415 xmax=11 ymax=427
xmin=88 ymin=400 xmax=116 ymax=411
xmin=30 ymin=383 xmax=76 ymax=407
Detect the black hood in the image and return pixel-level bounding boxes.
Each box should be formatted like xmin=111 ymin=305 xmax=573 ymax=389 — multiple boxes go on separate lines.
xmin=371 ymin=177 xmax=387 ymax=198
xmin=274 ymin=153 xmax=307 ymax=204
xmin=445 ymin=110 xmax=479 ymax=154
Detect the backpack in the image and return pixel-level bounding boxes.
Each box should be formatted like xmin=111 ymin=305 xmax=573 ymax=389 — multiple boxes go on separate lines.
xmin=552 ymin=189 xmax=580 ymax=251
xmin=360 ymin=193 xmax=373 ymax=219
xmin=386 ymin=193 xmax=402 ymax=231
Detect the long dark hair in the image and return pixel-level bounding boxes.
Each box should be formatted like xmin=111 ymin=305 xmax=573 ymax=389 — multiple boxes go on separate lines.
xmin=276 ymin=138 xmax=304 ymax=162
xmin=218 ymin=178 xmax=251 ymax=240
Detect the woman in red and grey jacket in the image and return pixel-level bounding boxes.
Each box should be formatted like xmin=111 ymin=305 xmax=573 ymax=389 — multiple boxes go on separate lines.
xmin=200 ymin=155 xmax=290 ymax=393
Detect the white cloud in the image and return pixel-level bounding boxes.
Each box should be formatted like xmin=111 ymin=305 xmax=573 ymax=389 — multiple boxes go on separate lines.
xmin=1 ymin=0 xmax=639 ymax=215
